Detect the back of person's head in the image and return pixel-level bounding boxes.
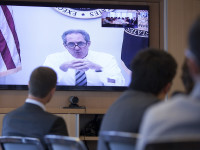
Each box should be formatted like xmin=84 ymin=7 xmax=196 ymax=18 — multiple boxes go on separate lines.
xmin=188 ymin=16 xmax=200 ymax=67
xmin=171 ymin=58 xmax=194 ymax=97
xmin=129 ymin=48 xmax=177 ymax=95
xmin=29 ymin=67 xmax=57 ymax=98
xmin=181 ymin=59 xmax=194 ymax=94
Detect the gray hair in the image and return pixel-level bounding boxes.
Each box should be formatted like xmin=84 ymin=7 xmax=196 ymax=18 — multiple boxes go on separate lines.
xmin=62 ymin=29 xmax=90 ymax=45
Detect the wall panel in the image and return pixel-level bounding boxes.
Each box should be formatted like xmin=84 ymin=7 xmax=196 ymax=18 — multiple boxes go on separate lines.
xmin=168 ymin=0 xmax=200 ymax=94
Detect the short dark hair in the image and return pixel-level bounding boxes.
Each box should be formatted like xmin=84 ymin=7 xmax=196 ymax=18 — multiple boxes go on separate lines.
xmin=181 ymin=59 xmax=194 ymax=94
xmin=29 ymin=67 xmax=57 ymax=98
xmin=62 ymin=29 xmax=90 ymax=45
xmin=129 ymin=48 xmax=177 ymax=95
xmin=188 ymin=16 xmax=200 ymax=66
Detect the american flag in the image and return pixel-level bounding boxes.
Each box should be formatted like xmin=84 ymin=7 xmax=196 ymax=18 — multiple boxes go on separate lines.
xmin=0 ymin=5 xmax=21 ymax=77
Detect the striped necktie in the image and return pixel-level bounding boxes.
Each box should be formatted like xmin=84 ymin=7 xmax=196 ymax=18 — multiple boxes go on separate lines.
xmin=75 ymin=70 xmax=87 ymax=86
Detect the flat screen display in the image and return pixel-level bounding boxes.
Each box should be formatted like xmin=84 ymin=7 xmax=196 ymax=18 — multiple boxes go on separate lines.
xmin=0 ymin=1 xmax=149 ymax=91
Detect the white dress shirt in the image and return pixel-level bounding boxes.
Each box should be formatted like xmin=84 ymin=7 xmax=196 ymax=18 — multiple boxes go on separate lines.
xmin=25 ymin=98 xmax=46 ymax=111
xmin=136 ymin=80 xmax=200 ymax=150
xmin=43 ymin=50 xmax=125 ymax=86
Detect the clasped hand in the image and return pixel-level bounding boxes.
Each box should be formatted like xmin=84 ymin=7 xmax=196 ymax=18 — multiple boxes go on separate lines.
xmin=60 ymin=59 xmax=102 ymax=72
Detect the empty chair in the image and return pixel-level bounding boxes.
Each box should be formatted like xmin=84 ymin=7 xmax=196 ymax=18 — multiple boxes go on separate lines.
xmin=0 ymin=136 xmax=44 ymax=150
xmin=99 ymin=131 xmax=138 ymax=150
xmin=44 ymin=135 xmax=87 ymax=150
xmin=145 ymin=138 xmax=200 ymax=150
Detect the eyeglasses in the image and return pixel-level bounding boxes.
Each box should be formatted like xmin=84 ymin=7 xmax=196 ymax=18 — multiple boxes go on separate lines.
xmin=66 ymin=42 xmax=87 ymax=48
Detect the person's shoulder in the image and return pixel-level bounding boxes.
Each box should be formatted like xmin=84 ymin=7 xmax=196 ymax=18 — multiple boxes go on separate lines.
xmin=89 ymin=50 xmax=114 ymax=58
xmin=44 ymin=51 xmax=70 ymax=64
xmin=40 ymin=112 xmax=63 ymax=124
xmin=120 ymin=89 xmax=148 ymax=98
xmin=46 ymin=51 xmax=67 ymax=57
xmin=44 ymin=111 xmax=64 ymax=120
xmin=115 ymin=89 xmax=137 ymax=100
xmin=3 ymin=105 xmax=24 ymax=119
xmin=123 ymin=89 xmax=159 ymax=102
xmin=146 ymin=94 xmax=188 ymax=116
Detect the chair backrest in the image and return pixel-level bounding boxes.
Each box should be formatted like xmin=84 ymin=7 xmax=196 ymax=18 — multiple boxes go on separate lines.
xmin=0 ymin=136 xmax=45 ymax=150
xmin=145 ymin=138 xmax=200 ymax=150
xmin=99 ymin=131 xmax=138 ymax=150
xmin=44 ymin=135 xmax=87 ymax=150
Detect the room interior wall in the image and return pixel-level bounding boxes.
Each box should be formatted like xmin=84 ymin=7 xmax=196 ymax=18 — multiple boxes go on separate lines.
xmin=167 ymin=0 xmax=200 ymax=95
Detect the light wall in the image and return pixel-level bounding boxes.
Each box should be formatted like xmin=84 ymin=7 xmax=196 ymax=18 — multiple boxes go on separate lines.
xmin=167 ymin=0 xmax=200 ymax=94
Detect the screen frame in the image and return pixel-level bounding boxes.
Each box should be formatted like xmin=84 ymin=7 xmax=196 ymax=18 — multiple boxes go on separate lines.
xmin=0 ymin=1 xmax=149 ymax=91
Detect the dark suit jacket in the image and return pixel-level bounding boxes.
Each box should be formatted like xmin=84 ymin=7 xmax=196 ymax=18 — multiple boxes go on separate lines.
xmin=97 ymin=89 xmax=160 ymax=150
xmin=2 ymin=103 xmax=68 ymax=148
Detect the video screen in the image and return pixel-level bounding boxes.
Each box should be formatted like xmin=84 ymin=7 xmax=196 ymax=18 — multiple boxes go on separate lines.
xmin=0 ymin=2 xmax=149 ymax=91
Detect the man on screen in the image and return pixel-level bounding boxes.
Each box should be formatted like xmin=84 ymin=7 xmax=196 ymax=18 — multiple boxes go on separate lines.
xmin=43 ymin=29 xmax=125 ymax=86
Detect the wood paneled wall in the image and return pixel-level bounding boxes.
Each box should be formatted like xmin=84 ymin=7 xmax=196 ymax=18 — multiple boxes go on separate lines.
xmin=167 ymin=0 xmax=200 ymax=94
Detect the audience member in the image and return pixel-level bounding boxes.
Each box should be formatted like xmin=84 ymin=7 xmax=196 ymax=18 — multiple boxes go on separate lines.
xmin=181 ymin=58 xmax=194 ymax=94
xmin=97 ymin=48 xmax=177 ymax=150
xmin=171 ymin=58 xmax=194 ymax=97
xmin=136 ymin=16 xmax=200 ymax=150
xmin=2 ymin=67 xmax=68 ymax=148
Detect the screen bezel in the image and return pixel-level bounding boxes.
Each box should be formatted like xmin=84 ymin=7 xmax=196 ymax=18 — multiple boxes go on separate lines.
xmin=0 ymin=1 xmax=149 ymax=91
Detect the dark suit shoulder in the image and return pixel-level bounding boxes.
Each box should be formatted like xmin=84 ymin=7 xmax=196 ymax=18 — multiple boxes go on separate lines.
xmin=49 ymin=116 xmax=68 ymax=136
xmin=100 ymin=89 xmax=159 ymax=133
xmin=115 ymin=90 xmax=159 ymax=106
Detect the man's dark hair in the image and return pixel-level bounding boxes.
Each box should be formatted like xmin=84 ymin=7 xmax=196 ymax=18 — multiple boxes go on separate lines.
xmin=129 ymin=48 xmax=177 ymax=95
xmin=29 ymin=67 xmax=57 ymax=98
xmin=188 ymin=16 xmax=200 ymax=66
xmin=62 ymin=29 xmax=90 ymax=45
xmin=181 ymin=59 xmax=194 ymax=94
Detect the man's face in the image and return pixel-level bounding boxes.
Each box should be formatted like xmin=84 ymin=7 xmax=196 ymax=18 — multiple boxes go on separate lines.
xmin=64 ymin=33 xmax=90 ymax=59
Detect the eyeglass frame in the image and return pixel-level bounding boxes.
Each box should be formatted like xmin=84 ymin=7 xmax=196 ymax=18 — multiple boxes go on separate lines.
xmin=65 ymin=42 xmax=88 ymax=49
